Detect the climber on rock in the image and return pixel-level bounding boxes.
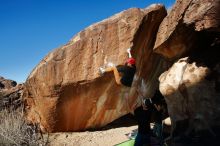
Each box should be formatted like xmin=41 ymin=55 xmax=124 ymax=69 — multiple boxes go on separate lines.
xmin=99 ymin=48 xmax=168 ymax=146
xmin=99 ymin=48 xmax=136 ymax=88
xmin=99 ymin=49 xmax=151 ymax=146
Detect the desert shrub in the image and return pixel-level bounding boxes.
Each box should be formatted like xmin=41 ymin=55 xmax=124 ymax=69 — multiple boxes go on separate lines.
xmin=0 ymin=107 xmax=48 ymax=146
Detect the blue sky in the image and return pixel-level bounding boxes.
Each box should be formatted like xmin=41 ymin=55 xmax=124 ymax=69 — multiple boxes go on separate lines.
xmin=0 ymin=0 xmax=175 ymax=83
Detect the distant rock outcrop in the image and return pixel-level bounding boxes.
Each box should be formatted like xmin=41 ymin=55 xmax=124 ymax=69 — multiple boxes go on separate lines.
xmin=0 ymin=76 xmax=23 ymax=110
xmin=154 ymin=0 xmax=220 ymax=145
xmin=0 ymin=76 xmax=17 ymax=89
xmin=24 ymin=4 xmax=167 ymax=132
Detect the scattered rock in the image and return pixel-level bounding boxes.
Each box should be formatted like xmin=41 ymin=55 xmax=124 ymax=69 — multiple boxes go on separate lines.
xmin=0 ymin=76 xmax=24 ymax=110
xmin=0 ymin=76 xmax=17 ymax=89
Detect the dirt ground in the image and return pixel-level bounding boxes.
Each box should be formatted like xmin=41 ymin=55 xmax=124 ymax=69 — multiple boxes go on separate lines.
xmin=47 ymin=114 xmax=138 ymax=146
xmin=48 ymin=125 xmax=137 ymax=146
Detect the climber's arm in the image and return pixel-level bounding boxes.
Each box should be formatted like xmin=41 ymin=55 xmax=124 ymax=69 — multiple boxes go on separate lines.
xmin=112 ymin=66 xmax=122 ymax=85
xmin=104 ymin=66 xmax=122 ymax=85
xmin=127 ymin=48 xmax=132 ymax=58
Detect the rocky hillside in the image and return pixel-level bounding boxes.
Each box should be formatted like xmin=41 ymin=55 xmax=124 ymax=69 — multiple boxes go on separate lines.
xmin=0 ymin=76 xmax=23 ymax=110
xmin=24 ymin=0 xmax=220 ymax=145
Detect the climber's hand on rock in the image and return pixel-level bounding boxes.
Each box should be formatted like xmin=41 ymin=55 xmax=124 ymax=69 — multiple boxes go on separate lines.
xmin=99 ymin=67 xmax=106 ymax=74
xmin=127 ymin=48 xmax=131 ymax=54
xmin=107 ymin=62 xmax=115 ymax=67
xmin=127 ymin=48 xmax=132 ymax=58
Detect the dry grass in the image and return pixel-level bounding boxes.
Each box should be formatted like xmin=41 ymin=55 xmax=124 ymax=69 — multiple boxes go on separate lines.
xmin=0 ymin=107 xmax=48 ymax=146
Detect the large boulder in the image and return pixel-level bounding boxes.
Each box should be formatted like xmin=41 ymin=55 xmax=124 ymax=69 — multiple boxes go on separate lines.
xmin=153 ymin=0 xmax=220 ymax=59
xmin=24 ymin=4 xmax=167 ymax=132
xmin=154 ymin=0 xmax=220 ymax=145
xmin=159 ymin=56 xmax=220 ymax=145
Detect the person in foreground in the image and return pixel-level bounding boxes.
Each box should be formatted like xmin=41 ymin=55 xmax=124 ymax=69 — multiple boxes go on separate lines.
xmin=136 ymin=89 xmax=166 ymax=146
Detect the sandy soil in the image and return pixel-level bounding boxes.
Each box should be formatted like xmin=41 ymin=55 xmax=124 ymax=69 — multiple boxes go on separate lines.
xmin=48 ymin=125 xmax=137 ymax=146
xmin=47 ymin=114 xmax=138 ymax=146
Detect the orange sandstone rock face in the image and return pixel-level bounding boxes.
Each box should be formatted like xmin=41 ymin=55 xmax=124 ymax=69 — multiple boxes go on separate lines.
xmin=24 ymin=4 xmax=167 ymax=132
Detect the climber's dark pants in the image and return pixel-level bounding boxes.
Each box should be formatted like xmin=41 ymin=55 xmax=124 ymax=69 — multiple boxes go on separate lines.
xmin=134 ymin=133 xmax=151 ymax=146
xmin=134 ymin=106 xmax=153 ymax=146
